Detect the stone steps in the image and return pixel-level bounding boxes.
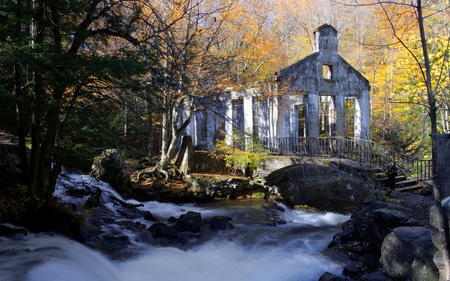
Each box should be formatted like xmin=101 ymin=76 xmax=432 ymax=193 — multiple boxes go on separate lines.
xmin=374 ymin=168 xmax=423 ymax=192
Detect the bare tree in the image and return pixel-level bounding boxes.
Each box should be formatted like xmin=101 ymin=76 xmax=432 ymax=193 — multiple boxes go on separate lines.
xmin=371 ymin=0 xmax=450 ymax=278
xmin=135 ymin=0 xmax=235 ymax=179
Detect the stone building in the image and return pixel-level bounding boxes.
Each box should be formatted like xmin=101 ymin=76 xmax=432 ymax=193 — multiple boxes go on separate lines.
xmin=183 ymin=24 xmax=371 ymax=150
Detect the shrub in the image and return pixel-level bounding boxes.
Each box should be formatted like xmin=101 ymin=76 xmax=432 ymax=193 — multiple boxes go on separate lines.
xmin=211 ymin=135 xmax=269 ymax=176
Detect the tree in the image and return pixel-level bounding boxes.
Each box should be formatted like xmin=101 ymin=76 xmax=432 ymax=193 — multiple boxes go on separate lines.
xmin=133 ymin=0 xmax=238 ymax=178
xmin=0 ymin=0 xmax=147 ymax=203
xmin=365 ymin=0 xmax=450 ymax=278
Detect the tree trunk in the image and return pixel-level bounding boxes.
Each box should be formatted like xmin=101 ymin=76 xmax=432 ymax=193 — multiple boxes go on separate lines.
xmin=417 ymin=1 xmax=450 ymax=279
xmin=124 ymin=100 xmax=129 ymax=149
xmin=146 ymin=99 xmax=154 ymax=156
xmin=14 ymin=66 xmax=30 ymax=184
xmin=157 ymin=96 xmax=193 ymax=172
xmin=160 ymin=96 xmax=171 ymax=164
xmin=13 ymin=0 xmax=30 ymax=183
xmin=28 ymin=0 xmax=64 ymax=200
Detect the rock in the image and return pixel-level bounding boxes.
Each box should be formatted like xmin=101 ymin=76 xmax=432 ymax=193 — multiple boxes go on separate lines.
xmin=143 ymin=211 xmax=159 ymax=222
xmin=84 ymin=189 xmax=102 ymax=209
xmin=176 ymin=211 xmax=202 ymax=232
xmin=328 ymin=200 xmax=428 ymax=280
xmin=380 ymin=226 xmax=438 ymax=281
xmin=265 ymin=164 xmax=376 ymax=212
xmin=359 ymin=270 xmax=388 ymax=281
xmin=0 ymin=224 xmax=27 ymax=237
xmin=208 ymin=216 xmax=234 ymax=232
xmin=176 ymin=231 xmax=198 ymax=243
xmin=429 ymin=199 xmax=450 ymax=279
xmin=90 ymin=149 xmax=131 ymax=196
xmin=318 ymin=272 xmax=348 ymax=281
xmin=148 ymin=223 xmax=179 ymax=240
xmin=352 ymin=201 xmax=421 ymax=250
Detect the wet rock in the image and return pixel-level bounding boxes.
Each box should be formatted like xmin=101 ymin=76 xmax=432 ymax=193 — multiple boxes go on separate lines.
xmin=328 ymin=200 xmax=425 ymax=280
xmin=176 ymin=211 xmax=202 ymax=232
xmin=84 ymin=189 xmax=102 ymax=209
xmin=90 ymin=149 xmax=131 ymax=196
xmin=0 ymin=224 xmax=27 ymax=237
xmin=208 ymin=216 xmax=234 ymax=232
xmin=359 ymin=270 xmax=388 ymax=281
xmin=148 ymin=223 xmax=179 ymax=240
xmin=143 ymin=211 xmax=159 ymax=222
xmin=176 ymin=231 xmax=199 ymax=243
xmin=352 ymin=201 xmax=421 ymax=250
xmin=98 ymin=232 xmax=131 ymax=251
xmin=380 ymin=226 xmax=438 ymax=281
xmin=329 ymin=221 xmax=354 ymax=247
xmin=318 ymin=272 xmax=348 ymax=281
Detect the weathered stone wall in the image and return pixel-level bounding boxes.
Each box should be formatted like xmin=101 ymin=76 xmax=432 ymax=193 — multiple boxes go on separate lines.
xmin=182 ymin=24 xmax=371 ymax=150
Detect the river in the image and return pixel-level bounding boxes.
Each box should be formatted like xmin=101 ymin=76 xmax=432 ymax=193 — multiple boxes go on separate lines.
xmin=0 ymin=169 xmax=350 ymax=281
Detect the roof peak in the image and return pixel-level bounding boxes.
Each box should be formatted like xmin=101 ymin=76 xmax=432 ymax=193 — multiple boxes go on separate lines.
xmin=316 ymin=24 xmax=338 ymax=34
xmin=313 ymin=24 xmax=338 ymax=54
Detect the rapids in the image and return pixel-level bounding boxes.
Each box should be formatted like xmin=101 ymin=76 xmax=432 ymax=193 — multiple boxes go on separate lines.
xmin=0 ymin=169 xmax=350 ymax=281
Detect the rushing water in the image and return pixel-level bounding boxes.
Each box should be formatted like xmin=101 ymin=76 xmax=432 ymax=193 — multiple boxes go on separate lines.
xmin=0 ymin=169 xmax=350 ymax=281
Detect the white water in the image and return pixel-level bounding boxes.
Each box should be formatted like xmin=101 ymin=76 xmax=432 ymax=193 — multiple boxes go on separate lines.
xmin=0 ymin=169 xmax=350 ymax=281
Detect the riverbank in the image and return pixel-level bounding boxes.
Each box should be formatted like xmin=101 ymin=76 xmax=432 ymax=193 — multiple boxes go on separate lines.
xmin=322 ymin=185 xmax=437 ymax=280
xmin=391 ymin=189 xmax=435 ymax=224
xmin=0 ymin=138 xmax=440 ymax=280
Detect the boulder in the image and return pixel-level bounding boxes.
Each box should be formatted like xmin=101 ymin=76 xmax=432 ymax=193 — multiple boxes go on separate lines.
xmin=265 ymin=164 xmax=375 ymax=212
xmin=360 ymin=270 xmax=389 ymax=281
xmin=328 ymin=200 xmax=425 ymax=280
xmin=429 ymin=199 xmax=450 ymax=279
xmin=380 ymin=226 xmax=438 ymax=281
xmin=84 ymin=189 xmax=102 ymax=209
xmin=90 ymin=149 xmax=131 ymax=196
xmin=146 ymin=212 xmax=235 ymax=245
xmin=176 ymin=211 xmax=202 ymax=232
xmin=208 ymin=216 xmax=234 ymax=232
xmin=352 ymin=201 xmax=421 ymax=250
xmin=318 ymin=272 xmax=348 ymax=281
xmin=148 ymin=223 xmax=179 ymax=240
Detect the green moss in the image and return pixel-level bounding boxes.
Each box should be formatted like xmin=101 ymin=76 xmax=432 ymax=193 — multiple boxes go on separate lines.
xmin=252 ymin=192 xmax=265 ymax=199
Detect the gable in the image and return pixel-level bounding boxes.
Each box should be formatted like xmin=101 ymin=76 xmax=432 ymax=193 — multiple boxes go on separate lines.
xmin=278 ymin=53 xmax=370 ymax=96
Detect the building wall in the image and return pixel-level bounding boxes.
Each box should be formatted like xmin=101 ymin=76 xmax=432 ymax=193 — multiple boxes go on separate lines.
xmin=183 ymin=24 xmax=371 ymax=150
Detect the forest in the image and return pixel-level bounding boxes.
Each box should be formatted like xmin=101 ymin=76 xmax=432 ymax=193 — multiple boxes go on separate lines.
xmin=0 ymin=0 xmax=449 ymax=199
xmin=2 ymin=0 xmax=450 ymax=280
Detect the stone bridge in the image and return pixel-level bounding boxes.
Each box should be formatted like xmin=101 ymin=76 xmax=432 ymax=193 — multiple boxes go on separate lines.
xmin=255 ymin=136 xmax=432 ymax=181
xmin=255 ymin=155 xmax=380 ymax=212
xmin=189 ymin=136 xmax=434 ymax=212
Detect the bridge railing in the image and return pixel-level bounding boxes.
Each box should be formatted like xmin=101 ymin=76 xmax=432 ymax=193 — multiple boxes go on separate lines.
xmin=248 ymin=136 xmax=432 ymax=181
xmin=413 ymin=159 xmax=433 ymax=181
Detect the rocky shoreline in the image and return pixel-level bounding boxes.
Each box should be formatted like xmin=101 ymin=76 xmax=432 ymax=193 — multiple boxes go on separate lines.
xmin=0 ymin=144 xmax=444 ymax=280
xmin=320 ymin=190 xmax=438 ymax=281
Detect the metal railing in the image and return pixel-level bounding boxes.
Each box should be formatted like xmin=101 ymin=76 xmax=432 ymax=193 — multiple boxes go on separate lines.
xmin=413 ymin=159 xmax=433 ymax=181
xmin=243 ymin=136 xmax=432 ymax=181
